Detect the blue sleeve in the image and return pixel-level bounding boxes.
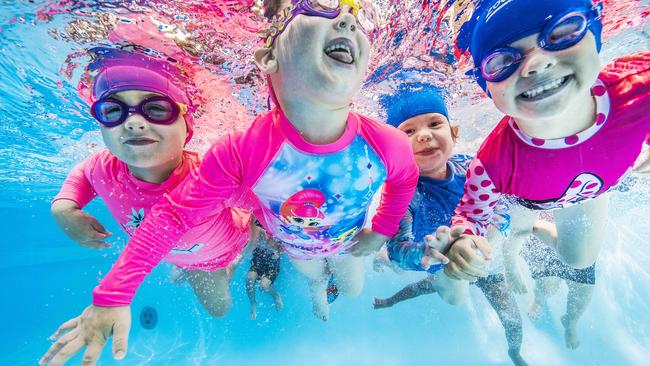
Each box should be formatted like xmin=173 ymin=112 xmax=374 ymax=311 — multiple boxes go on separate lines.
xmin=449 ymin=154 xmax=474 ymax=174
xmin=385 ymin=194 xmax=445 ymax=274
xmin=387 ymin=240 xmax=445 ymax=274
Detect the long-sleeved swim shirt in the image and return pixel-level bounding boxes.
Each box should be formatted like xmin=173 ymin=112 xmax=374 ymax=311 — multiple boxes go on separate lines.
xmin=92 ymin=107 xmax=418 ymax=306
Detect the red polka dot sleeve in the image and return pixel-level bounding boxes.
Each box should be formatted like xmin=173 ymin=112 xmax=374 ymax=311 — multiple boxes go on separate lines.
xmin=450 ymin=158 xmax=501 ymax=236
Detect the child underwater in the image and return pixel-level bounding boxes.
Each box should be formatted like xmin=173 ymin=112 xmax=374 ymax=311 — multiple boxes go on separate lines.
xmin=371 ymin=84 xmax=528 ymax=366
xmin=39 ymin=48 xmax=253 ymax=365
xmin=41 ymin=0 xmax=418 ymax=363
xmin=441 ymin=0 xmax=650 ymax=292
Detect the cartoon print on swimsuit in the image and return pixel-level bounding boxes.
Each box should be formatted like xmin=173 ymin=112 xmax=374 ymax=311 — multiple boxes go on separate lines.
xmin=279 ymin=189 xmax=329 ymax=241
xmin=516 ymin=173 xmax=604 ymax=210
xmin=254 ymin=135 xmax=386 ymax=257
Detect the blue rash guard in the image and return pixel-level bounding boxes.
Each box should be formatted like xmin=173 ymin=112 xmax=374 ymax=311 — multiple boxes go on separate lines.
xmin=387 ymin=154 xmax=472 ymax=274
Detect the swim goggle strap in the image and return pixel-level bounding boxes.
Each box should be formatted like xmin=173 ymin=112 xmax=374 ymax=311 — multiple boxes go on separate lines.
xmin=468 ymin=3 xmax=603 ymax=83
xmin=91 ymin=96 xmax=188 ymax=128
xmin=263 ymin=0 xmax=377 ymax=48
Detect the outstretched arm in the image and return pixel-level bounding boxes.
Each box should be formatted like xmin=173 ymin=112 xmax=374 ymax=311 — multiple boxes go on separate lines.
xmin=39 ymin=305 xmax=130 ymax=366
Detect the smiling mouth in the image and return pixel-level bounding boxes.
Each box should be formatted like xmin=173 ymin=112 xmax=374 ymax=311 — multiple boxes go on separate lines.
xmin=519 ymin=76 xmax=572 ymax=101
xmin=124 ymin=138 xmax=157 ymax=146
xmin=324 ymin=37 xmax=355 ymax=65
xmin=415 ymin=147 xmax=438 ymax=156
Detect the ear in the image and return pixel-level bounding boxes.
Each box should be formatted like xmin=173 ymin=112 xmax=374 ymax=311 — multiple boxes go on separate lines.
xmin=254 ymin=47 xmax=278 ymax=75
xmin=450 ymin=125 xmax=460 ymax=142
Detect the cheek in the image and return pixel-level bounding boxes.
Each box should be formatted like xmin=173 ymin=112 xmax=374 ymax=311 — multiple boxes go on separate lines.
xmin=160 ymin=120 xmax=187 ymax=145
xmin=100 ymin=128 xmax=122 ymax=150
xmin=409 ymin=137 xmax=418 ymax=152
xmin=487 ymin=84 xmax=514 ymax=113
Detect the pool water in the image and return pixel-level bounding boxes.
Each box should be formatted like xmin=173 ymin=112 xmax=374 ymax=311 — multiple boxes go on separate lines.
xmin=1 ymin=1 xmax=649 ymax=365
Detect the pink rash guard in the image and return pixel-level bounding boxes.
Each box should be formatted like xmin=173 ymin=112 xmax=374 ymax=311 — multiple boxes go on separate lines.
xmin=452 ymin=52 xmax=650 ymax=236
xmin=54 ymin=149 xmax=251 ymax=271
xmin=91 ymin=108 xmax=418 ymax=306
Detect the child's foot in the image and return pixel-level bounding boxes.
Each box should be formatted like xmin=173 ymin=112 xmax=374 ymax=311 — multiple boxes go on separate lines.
xmin=561 ymin=314 xmax=580 ymax=349
xmin=527 ymin=297 xmax=544 ymax=321
xmin=249 ymin=306 xmax=257 ymax=321
xmin=505 ymin=267 xmax=528 ymax=294
xmin=274 ymin=297 xmax=284 ymax=311
xmin=372 ymin=298 xmax=393 ymax=310
xmin=507 ymin=349 xmax=529 ymax=366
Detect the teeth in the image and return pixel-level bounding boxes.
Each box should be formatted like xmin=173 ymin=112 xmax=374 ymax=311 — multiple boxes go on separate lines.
xmin=325 ymin=43 xmax=351 ymax=55
xmin=522 ymin=77 xmax=567 ymax=98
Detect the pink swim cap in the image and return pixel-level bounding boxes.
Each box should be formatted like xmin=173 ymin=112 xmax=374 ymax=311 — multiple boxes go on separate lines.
xmin=90 ymin=47 xmax=195 ymax=144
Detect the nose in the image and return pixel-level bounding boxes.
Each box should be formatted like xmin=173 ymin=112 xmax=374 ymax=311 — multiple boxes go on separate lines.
xmin=334 ymin=11 xmax=357 ymax=32
xmin=519 ymin=47 xmax=557 ymax=77
xmin=123 ymin=114 xmax=148 ymax=131
xmin=416 ymin=129 xmax=433 ymax=143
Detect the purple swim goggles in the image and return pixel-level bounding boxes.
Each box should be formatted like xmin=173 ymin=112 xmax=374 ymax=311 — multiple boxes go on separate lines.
xmin=91 ymin=96 xmax=186 ymax=128
xmin=470 ymin=3 xmax=603 ymax=83
xmin=264 ymin=0 xmax=377 ymax=48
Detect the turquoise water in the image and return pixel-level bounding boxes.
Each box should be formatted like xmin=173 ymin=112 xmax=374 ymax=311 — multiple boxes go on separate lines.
xmin=1 ymin=1 xmax=650 ymax=365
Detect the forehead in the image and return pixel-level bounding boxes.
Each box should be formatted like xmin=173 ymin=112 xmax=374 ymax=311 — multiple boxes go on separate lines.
xmin=398 ymin=113 xmax=449 ymax=129
xmin=109 ymin=90 xmax=163 ymax=102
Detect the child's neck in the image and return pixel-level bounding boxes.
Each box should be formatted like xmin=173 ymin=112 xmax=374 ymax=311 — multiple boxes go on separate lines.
xmin=514 ymin=90 xmax=597 ymax=140
xmin=128 ymin=155 xmax=183 ymax=184
xmin=422 ymin=163 xmax=450 ymax=181
xmin=281 ymin=98 xmax=350 ymax=145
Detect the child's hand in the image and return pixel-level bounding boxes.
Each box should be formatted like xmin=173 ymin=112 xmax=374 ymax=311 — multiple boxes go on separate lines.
xmin=51 ymin=199 xmax=112 ymax=249
xmin=348 ymin=229 xmax=389 ymax=257
xmin=420 ymin=226 xmax=453 ymax=269
xmin=443 ymin=227 xmax=492 ymax=281
xmin=39 ymin=304 xmax=131 ymax=366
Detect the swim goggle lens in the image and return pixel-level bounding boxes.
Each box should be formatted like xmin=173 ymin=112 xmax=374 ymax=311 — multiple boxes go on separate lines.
xmin=91 ymin=96 xmax=184 ymax=127
xmin=264 ymin=0 xmax=377 ymax=48
xmin=471 ymin=4 xmax=602 ymax=83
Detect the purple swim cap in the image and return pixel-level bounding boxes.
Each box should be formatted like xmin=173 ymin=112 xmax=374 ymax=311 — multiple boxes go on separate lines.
xmin=470 ymin=0 xmax=603 ymax=92
xmin=90 ymin=47 xmax=195 ymax=143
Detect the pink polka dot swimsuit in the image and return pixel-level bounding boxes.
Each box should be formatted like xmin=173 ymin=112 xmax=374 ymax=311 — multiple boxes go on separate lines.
xmin=452 ymin=52 xmax=650 ymax=236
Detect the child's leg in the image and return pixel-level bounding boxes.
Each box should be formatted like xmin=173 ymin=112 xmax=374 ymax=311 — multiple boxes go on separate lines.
xmin=433 ymin=272 xmax=469 ymax=305
xmin=185 ymin=268 xmax=232 ymax=317
xmin=475 ymin=276 xmax=528 ymax=366
xmin=291 ymin=258 xmax=329 ymax=321
xmin=527 ymin=276 xmax=561 ymax=321
xmin=561 ymin=280 xmax=595 ymax=349
xmin=373 ymin=275 xmax=436 ymax=309
xmin=553 ymin=194 xmax=609 ymax=269
xmin=502 ymin=205 xmax=538 ymax=294
xmin=328 ymin=254 xmax=365 ymax=297
xmin=246 ymin=270 xmax=259 ymax=320
xmin=259 ymin=276 xmax=283 ymax=310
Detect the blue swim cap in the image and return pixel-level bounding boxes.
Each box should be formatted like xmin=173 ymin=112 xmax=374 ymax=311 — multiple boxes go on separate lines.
xmin=381 ymin=83 xmax=449 ymax=128
xmin=470 ymin=0 xmax=603 ymax=91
